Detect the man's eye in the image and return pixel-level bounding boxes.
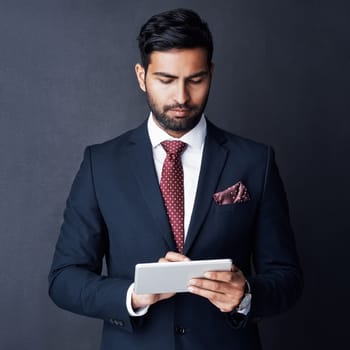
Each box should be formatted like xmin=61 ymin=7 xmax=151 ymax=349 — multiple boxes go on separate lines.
xmin=159 ymin=79 xmax=173 ymax=84
xmin=189 ymin=79 xmax=203 ymax=84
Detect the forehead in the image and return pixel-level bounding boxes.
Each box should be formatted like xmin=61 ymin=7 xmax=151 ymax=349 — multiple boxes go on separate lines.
xmin=147 ymin=48 xmax=209 ymax=75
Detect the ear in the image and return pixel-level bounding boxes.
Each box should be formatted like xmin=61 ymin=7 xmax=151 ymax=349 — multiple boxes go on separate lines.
xmin=135 ymin=63 xmax=146 ymax=92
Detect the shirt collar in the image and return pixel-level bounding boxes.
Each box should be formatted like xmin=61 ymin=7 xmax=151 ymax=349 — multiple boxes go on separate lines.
xmin=147 ymin=112 xmax=207 ymax=151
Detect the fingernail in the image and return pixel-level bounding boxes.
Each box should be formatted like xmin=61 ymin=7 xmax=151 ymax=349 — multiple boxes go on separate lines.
xmin=188 ymin=286 xmax=195 ymax=293
xmin=204 ymin=272 xmax=210 ymax=278
xmin=189 ymin=279 xmax=196 ymax=285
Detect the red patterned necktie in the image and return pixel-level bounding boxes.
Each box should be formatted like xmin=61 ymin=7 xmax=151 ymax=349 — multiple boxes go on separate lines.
xmin=160 ymin=140 xmax=187 ymax=253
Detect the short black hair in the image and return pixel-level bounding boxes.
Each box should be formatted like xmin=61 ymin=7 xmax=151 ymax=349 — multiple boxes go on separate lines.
xmin=137 ymin=8 xmax=213 ymax=70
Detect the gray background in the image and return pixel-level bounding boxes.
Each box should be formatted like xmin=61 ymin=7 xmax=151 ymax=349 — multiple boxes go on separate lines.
xmin=1 ymin=0 xmax=349 ymax=349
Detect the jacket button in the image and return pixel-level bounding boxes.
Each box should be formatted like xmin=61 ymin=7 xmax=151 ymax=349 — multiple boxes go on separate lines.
xmin=175 ymin=326 xmax=186 ymax=335
xmin=115 ymin=320 xmax=124 ymax=327
xmin=110 ymin=319 xmax=124 ymax=327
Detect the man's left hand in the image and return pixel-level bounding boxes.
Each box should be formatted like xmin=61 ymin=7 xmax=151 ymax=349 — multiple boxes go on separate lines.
xmin=188 ymin=265 xmax=246 ymax=313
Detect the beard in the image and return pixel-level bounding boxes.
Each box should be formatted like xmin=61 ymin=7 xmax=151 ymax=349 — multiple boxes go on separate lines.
xmin=145 ymin=92 xmax=209 ymax=134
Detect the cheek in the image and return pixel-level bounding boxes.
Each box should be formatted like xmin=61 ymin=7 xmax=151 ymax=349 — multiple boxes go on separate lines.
xmin=191 ymin=87 xmax=210 ymax=104
xmin=147 ymin=84 xmax=172 ymax=104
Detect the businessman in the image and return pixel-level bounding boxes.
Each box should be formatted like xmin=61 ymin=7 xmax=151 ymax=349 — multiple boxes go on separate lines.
xmin=49 ymin=8 xmax=303 ymax=350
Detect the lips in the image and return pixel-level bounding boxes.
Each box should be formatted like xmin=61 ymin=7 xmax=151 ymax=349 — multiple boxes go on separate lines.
xmin=169 ymin=109 xmax=191 ymax=117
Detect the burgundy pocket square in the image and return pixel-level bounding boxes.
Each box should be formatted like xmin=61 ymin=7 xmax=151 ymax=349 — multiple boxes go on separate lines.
xmin=213 ymin=181 xmax=251 ymax=205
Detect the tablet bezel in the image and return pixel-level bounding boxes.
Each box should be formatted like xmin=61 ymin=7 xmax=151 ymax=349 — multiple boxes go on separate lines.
xmin=134 ymin=258 xmax=232 ymax=294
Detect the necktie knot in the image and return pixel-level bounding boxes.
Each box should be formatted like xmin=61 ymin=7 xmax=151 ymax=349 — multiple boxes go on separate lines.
xmin=161 ymin=141 xmax=187 ymax=158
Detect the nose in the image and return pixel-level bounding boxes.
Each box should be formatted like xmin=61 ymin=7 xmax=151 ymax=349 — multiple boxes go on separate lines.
xmin=173 ymin=81 xmax=189 ymax=105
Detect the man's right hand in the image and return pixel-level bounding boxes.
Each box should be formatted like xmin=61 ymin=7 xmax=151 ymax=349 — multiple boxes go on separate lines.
xmin=131 ymin=251 xmax=190 ymax=310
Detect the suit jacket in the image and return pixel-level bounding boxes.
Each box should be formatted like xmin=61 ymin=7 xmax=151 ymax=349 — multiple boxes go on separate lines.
xmin=48 ymin=119 xmax=303 ymax=350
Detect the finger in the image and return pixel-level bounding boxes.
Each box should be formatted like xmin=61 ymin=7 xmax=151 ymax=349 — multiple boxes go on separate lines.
xmin=189 ymin=277 xmax=235 ymax=295
xmin=188 ymin=284 xmax=241 ymax=312
xmin=131 ymin=292 xmax=157 ymax=308
xmin=132 ymin=290 xmax=176 ymax=309
xmin=158 ymin=258 xmax=169 ymax=263
xmin=203 ymin=266 xmax=245 ymax=291
xmin=188 ymin=284 xmax=224 ymax=300
xmin=231 ymin=264 xmax=240 ymax=273
xmin=203 ymin=270 xmax=234 ymax=282
xmin=230 ymin=265 xmax=246 ymax=282
xmin=188 ymin=284 xmax=235 ymax=310
xmin=203 ymin=268 xmax=244 ymax=283
xmin=164 ymin=251 xmax=190 ymax=262
xmin=231 ymin=267 xmax=246 ymax=284
xmin=190 ymin=275 xmax=245 ymax=295
xmin=158 ymin=292 xmax=175 ymax=300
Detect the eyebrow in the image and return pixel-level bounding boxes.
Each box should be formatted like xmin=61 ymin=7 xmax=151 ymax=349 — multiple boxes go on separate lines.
xmin=152 ymin=70 xmax=209 ymax=79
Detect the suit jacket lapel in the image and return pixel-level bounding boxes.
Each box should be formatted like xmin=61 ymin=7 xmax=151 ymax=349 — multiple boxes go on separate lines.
xmin=184 ymin=122 xmax=228 ymax=255
xmin=127 ymin=122 xmax=177 ymax=251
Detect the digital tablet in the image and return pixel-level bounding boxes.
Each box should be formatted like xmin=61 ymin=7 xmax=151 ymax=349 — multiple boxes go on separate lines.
xmin=134 ymin=258 xmax=232 ymax=294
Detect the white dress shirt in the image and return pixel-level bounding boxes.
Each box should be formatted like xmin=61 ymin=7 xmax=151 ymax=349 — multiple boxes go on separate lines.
xmin=126 ymin=113 xmax=206 ymax=316
xmin=147 ymin=113 xmax=207 ymax=237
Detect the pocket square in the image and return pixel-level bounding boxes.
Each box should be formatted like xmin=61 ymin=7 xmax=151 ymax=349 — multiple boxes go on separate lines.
xmin=213 ymin=181 xmax=250 ymax=205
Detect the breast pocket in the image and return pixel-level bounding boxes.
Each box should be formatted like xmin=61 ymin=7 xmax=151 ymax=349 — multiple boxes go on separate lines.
xmin=213 ymin=200 xmax=256 ymax=234
xmin=213 ymin=200 xmax=253 ymax=213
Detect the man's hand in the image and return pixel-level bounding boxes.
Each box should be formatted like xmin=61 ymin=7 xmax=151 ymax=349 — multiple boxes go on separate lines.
xmin=188 ymin=265 xmax=246 ymax=313
xmin=131 ymin=251 xmax=190 ymax=310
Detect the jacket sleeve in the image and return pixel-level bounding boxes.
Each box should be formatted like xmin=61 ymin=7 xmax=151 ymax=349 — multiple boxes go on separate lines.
xmin=247 ymin=146 xmax=303 ymax=319
xmin=48 ymin=146 xmax=137 ymax=333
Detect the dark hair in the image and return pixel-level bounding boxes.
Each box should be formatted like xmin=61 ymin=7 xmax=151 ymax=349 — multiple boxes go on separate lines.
xmin=137 ymin=8 xmax=213 ymax=70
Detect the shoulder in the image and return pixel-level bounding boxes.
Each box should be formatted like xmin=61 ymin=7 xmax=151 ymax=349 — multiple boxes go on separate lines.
xmin=207 ymin=120 xmax=273 ymax=161
xmin=84 ymin=121 xmax=148 ymax=157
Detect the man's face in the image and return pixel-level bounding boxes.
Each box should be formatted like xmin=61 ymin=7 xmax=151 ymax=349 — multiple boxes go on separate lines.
xmin=135 ymin=48 xmax=213 ymax=138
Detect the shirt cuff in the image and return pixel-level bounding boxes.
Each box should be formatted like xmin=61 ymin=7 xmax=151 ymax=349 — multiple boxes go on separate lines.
xmin=236 ymin=301 xmax=251 ymax=315
xmin=126 ymin=283 xmax=150 ymax=317
xmin=236 ymin=279 xmax=251 ymax=315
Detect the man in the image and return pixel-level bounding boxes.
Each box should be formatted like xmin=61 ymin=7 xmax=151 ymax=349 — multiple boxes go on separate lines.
xmin=49 ymin=8 xmax=303 ymax=350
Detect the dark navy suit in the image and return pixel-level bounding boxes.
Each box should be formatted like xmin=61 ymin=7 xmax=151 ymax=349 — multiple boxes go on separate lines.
xmin=48 ymin=119 xmax=303 ymax=350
